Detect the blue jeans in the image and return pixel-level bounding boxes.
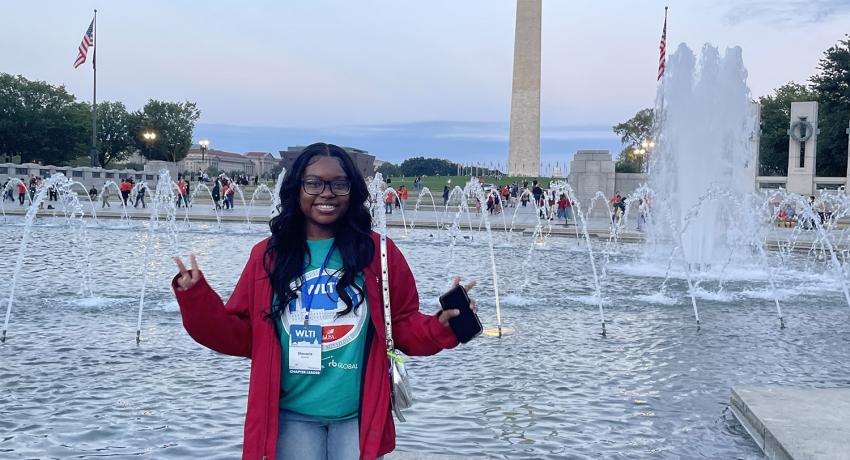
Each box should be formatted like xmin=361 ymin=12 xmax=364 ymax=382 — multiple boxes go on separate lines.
xmin=276 ymin=410 xmax=361 ymax=460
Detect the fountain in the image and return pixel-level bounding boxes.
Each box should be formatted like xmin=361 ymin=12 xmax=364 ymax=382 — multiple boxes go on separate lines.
xmin=5 ymin=27 xmax=850 ymax=456
xmin=648 ymin=44 xmax=757 ymax=266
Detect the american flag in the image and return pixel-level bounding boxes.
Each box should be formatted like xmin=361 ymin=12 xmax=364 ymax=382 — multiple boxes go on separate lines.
xmin=74 ymin=19 xmax=94 ymax=69
xmin=657 ymin=8 xmax=667 ymax=81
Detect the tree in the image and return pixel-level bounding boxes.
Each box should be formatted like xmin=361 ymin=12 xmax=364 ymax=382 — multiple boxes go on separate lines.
xmin=269 ymin=163 xmax=283 ymax=180
xmin=96 ymin=101 xmax=136 ymax=167
xmin=376 ymin=161 xmax=402 ymax=178
xmin=0 ymin=73 xmax=89 ymax=165
xmin=810 ymin=35 xmax=850 ymax=177
xmin=133 ymin=100 xmax=200 ymax=163
xmin=612 ymin=108 xmax=654 ymax=172
xmin=398 ymin=157 xmax=456 ymax=176
xmin=757 ymin=82 xmax=818 ymax=176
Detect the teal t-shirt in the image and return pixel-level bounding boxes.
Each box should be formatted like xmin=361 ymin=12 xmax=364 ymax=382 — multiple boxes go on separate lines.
xmin=277 ymin=238 xmax=369 ymax=421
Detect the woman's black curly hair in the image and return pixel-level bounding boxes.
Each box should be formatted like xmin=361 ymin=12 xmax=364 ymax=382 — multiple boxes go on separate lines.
xmin=264 ymin=142 xmax=374 ymax=321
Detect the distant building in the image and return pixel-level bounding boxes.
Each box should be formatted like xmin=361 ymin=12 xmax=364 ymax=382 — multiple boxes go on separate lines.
xmin=245 ymin=151 xmax=279 ymax=178
xmin=179 ymin=147 xmax=257 ymax=176
xmin=279 ymin=146 xmax=375 ymax=179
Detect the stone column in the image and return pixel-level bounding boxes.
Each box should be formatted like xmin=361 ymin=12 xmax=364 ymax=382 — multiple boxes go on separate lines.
xmin=507 ymin=0 xmax=542 ymax=177
xmin=567 ymin=150 xmax=615 ymax=216
xmin=749 ymin=102 xmax=761 ymax=192
xmin=785 ymin=101 xmax=818 ymax=196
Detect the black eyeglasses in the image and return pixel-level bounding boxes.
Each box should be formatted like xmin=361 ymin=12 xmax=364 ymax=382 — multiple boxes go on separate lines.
xmin=302 ymin=179 xmax=351 ymax=196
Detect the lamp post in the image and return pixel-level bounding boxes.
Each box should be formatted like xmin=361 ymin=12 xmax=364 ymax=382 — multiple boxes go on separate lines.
xmin=199 ymin=139 xmax=209 ymax=165
xmin=142 ymin=131 xmax=158 ymax=160
xmin=634 ymin=139 xmax=656 ymax=173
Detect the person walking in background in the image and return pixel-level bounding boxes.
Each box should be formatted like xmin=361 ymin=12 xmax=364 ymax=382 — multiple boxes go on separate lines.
xmin=17 ymin=180 xmax=27 ymax=206
xmin=531 ymin=181 xmax=543 ymax=217
xmin=134 ymin=185 xmax=146 ymax=208
xmin=119 ymin=179 xmax=132 ymax=206
xmin=384 ymin=191 xmax=393 ymax=214
xmin=564 ymin=195 xmax=573 ymax=226
xmin=557 ymin=193 xmax=567 ymax=221
xmin=100 ymin=187 xmax=111 ymax=208
xmin=34 ymin=176 xmax=43 ymax=209
xmin=222 ymin=182 xmax=231 ymax=210
xmin=398 ymin=185 xmax=408 ymax=210
xmin=442 ymin=184 xmax=450 ymax=206
xmin=28 ymin=177 xmax=36 ymax=203
xmin=3 ymin=179 xmax=14 ymax=202
xmin=176 ymin=177 xmax=189 ymax=208
xmin=212 ymin=180 xmax=221 ymax=210
xmin=225 ymin=182 xmax=235 ymax=209
xmin=637 ymin=198 xmax=647 ymax=231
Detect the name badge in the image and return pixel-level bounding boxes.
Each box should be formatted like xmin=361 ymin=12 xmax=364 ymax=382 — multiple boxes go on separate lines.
xmin=288 ymin=324 xmax=323 ymax=375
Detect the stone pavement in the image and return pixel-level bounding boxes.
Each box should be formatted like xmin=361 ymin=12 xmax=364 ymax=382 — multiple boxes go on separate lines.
xmin=730 ymin=386 xmax=850 ymax=460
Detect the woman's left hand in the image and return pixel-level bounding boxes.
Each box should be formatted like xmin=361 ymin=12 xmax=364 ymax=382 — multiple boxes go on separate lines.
xmin=438 ymin=277 xmax=477 ymax=328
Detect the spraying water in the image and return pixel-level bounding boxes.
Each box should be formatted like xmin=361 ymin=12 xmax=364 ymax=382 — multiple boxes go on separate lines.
xmin=649 ymin=44 xmax=758 ymax=267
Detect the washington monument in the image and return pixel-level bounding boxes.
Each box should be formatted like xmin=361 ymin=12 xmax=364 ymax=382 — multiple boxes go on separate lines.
xmin=507 ymin=0 xmax=542 ymax=177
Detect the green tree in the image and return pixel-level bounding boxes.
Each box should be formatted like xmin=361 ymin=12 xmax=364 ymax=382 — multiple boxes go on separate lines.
xmin=399 ymin=157 xmax=456 ymax=176
xmin=612 ymin=108 xmax=654 ymax=172
xmin=0 ymin=73 xmax=89 ymax=165
xmin=810 ymin=35 xmax=850 ymax=177
xmin=133 ymin=100 xmax=200 ymax=163
xmin=96 ymin=101 xmax=136 ymax=167
xmin=269 ymin=163 xmax=283 ymax=180
xmin=757 ymin=82 xmax=818 ymax=176
xmin=376 ymin=161 xmax=402 ymax=178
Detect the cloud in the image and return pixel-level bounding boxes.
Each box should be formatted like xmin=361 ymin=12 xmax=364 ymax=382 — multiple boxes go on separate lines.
xmin=723 ymin=0 xmax=850 ymax=24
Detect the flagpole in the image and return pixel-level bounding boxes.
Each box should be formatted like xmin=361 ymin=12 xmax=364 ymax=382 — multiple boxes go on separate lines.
xmin=652 ymin=6 xmax=668 ymax=176
xmin=659 ymin=6 xmax=667 ymax=112
xmin=90 ymin=9 xmax=99 ymax=167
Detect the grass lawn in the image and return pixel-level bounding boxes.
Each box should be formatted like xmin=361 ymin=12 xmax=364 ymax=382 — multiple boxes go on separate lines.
xmin=382 ymin=175 xmax=551 ymax=195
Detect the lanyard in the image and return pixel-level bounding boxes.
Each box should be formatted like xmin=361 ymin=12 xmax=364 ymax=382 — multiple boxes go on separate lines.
xmin=302 ymin=244 xmax=335 ymax=326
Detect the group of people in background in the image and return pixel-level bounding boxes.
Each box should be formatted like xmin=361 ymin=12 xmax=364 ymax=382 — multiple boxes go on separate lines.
xmin=476 ymin=180 xmax=575 ymax=225
xmin=1 ymin=172 xmax=248 ymax=212
xmin=777 ymin=195 xmax=834 ymax=230
xmin=382 ymin=182 xmax=408 ymax=214
xmin=211 ymin=175 xmax=237 ymax=210
xmin=2 ymin=176 xmax=50 ymax=209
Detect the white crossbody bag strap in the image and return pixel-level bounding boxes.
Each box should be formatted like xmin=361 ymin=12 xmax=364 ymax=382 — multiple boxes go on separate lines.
xmin=380 ymin=234 xmax=413 ymax=421
xmin=380 ymin=234 xmax=393 ymax=352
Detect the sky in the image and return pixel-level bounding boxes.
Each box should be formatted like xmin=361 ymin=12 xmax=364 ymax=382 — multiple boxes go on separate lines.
xmin=3 ymin=0 xmax=850 ymax=167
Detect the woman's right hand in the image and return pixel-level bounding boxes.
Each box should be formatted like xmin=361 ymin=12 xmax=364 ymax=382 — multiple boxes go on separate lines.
xmin=174 ymin=254 xmax=200 ymax=291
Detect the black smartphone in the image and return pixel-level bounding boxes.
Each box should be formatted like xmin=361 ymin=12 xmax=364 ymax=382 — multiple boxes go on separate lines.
xmin=439 ymin=285 xmax=482 ymax=343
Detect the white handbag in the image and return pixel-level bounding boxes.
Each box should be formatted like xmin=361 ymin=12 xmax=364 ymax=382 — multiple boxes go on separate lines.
xmin=380 ymin=234 xmax=413 ymax=422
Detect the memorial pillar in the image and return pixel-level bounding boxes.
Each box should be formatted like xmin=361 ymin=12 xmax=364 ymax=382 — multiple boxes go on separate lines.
xmin=749 ymin=102 xmax=761 ymax=192
xmin=785 ymin=101 xmax=818 ymax=195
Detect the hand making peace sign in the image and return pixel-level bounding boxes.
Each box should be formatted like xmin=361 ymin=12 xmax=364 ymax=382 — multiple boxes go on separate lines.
xmin=174 ymin=255 xmax=201 ymax=291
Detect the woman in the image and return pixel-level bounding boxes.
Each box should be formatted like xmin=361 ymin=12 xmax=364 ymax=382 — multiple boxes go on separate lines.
xmin=173 ymin=143 xmax=474 ymax=460
xmin=212 ymin=180 xmax=221 ymax=210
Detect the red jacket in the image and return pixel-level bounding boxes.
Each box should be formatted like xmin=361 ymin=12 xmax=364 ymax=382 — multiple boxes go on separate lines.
xmin=173 ymin=232 xmax=458 ymax=459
